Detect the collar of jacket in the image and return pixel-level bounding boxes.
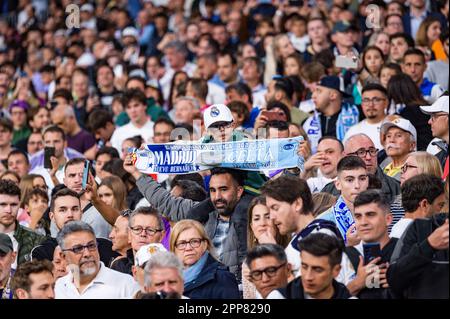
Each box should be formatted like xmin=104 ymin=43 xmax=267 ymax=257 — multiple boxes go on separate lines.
xmin=281 ymin=277 xmax=351 ymax=299
xmin=183 ymin=254 xmax=225 ymax=291
xmin=432 ymin=140 xmax=448 ymax=153
xmin=13 ymin=221 xmax=25 ymax=241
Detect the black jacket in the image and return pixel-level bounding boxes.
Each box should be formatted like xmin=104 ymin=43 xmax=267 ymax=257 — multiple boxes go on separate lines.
xmin=387 ymin=214 xmax=449 ymax=299
xmin=184 ymin=254 xmax=241 ymax=299
xmin=110 ymin=249 xmax=134 ymax=275
xmin=277 ymin=277 xmax=353 ymax=299
xmin=345 ymin=238 xmax=398 ymax=299
xmin=31 ymin=237 xmax=119 ymax=266
xmin=321 ymin=167 xmax=400 ymax=203
xmin=433 ymin=140 xmax=448 ymax=170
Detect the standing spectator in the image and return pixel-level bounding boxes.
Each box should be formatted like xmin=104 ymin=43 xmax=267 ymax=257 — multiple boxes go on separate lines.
xmin=344 ymin=83 xmax=390 ymax=149
xmin=401 ymin=49 xmax=444 ymax=104
xmin=388 ymin=33 xmax=414 ymax=64
xmin=110 ymin=89 xmax=154 ymax=156
xmin=55 ymin=221 xmax=139 ymax=299
xmin=317 ymin=156 xmax=369 ymax=242
xmin=303 ymin=18 xmax=331 ymax=63
xmin=0 ymin=180 xmax=45 ymax=268
xmin=241 ymin=57 xmax=267 ymax=108
xmin=402 ymin=0 xmax=446 ymax=41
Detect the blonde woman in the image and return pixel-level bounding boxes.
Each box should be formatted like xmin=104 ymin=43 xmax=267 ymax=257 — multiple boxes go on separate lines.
xmin=170 ymin=219 xmax=240 ymax=299
xmin=389 ymin=151 xmax=443 ymax=234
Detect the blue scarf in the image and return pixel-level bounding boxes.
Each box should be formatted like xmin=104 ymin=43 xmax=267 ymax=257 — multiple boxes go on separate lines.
xmin=332 ymin=196 xmax=355 ymax=243
xmin=304 ymin=102 xmax=360 ymax=154
xmin=183 ymin=251 xmax=209 ymax=285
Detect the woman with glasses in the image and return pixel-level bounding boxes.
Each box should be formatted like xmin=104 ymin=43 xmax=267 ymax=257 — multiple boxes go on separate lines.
xmin=389 ymin=151 xmax=443 ymax=233
xmin=169 ymin=220 xmax=240 ymax=299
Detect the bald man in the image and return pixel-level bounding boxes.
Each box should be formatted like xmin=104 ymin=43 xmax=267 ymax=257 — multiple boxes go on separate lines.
xmin=321 ymin=134 xmax=400 ymax=203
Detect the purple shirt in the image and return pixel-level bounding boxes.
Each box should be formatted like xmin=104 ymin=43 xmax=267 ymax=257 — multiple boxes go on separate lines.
xmin=66 ymin=130 xmax=96 ymax=154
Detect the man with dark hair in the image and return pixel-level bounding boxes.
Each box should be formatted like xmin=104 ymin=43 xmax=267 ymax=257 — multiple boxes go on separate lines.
xmin=391 ymin=174 xmax=445 ymax=238
xmin=11 ymin=259 xmax=55 ymax=299
xmin=110 ymin=89 xmax=154 ymax=156
xmin=0 ymin=118 xmax=14 ymax=167
xmin=94 ymin=146 xmax=120 ymax=181
xmin=402 ymin=48 xmax=444 ymax=103
xmin=261 ymin=175 xmax=354 ymax=284
xmin=345 ymin=190 xmax=397 ymax=299
xmin=29 ymin=125 xmax=84 ymax=190
xmin=344 ymin=83 xmax=390 ymax=149
xmin=225 ymin=82 xmax=260 ymax=129
xmin=170 ymin=180 xmax=207 ymax=202
xmin=269 ymin=233 xmax=352 ymax=299
xmin=265 ymin=121 xmax=289 ymax=139
xmin=246 ymin=244 xmax=291 ymax=299
xmin=0 ymin=180 xmax=46 ymax=268
xmin=389 ymin=33 xmax=414 ymax=63
xmin=241 ymin=57 xmax=266 ymax=108
xmin=317 ymin=156 xmax=369 ymax=242
xmin=86 ymin=109 xmax=115 ymax=147
xmin=384 ymin=14 xmax=404 ymax=35
xmin=195 ymin=54 xmax=227 ymax=105
xmin=303 ymin=18 xmax=331 ymax=63
xmin=216 ymin=52 xmax=239 ymax=88
xmin=31 ymin=188 xmax=118 ymax=267
xmin=124 ymin=157 xmax=253 ymax=282
xmin=303 ymin=75 xmax=360 ymax=154
xmin=401 ymin=0 xmax=446 ymax=40
xmin=152 ymin=118 xmax=175 ymax=144
xmin=7 ymin=149 xmax=30 ymax=178
xmin=185 ymin=78 xmax=208 ymax=110
xmin=0 ymin=233 xmax=16 ymax=299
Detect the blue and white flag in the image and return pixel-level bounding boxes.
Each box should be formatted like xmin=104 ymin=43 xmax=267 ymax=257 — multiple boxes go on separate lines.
xmin=132 ymin=137 xmax=304 ymax=174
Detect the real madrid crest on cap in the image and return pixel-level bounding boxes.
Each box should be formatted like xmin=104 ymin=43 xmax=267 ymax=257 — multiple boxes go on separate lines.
xmin=210 ymin=106 xmax=220 ymax=117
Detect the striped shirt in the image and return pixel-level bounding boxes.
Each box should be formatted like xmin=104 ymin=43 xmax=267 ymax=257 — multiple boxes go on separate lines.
xmin=212 ymin=218 xmax=230 ymax=260
xmin=389 ymin=194 xmax=405 ymax=234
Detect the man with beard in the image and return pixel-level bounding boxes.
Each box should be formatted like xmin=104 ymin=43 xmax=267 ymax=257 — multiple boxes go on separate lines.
xmin=123 ymin=157 xmax=252 ymax=283
xmin=344 ymin=84 xmax=389 ymax=150
xmin=55 ymin=221 xmax=139 ymax=298
xmin=31 ymin=189 xmax=118 ymax=267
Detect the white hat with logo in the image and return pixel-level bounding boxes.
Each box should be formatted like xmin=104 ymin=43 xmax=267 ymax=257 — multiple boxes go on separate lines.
xmin=134 ymin=243 xmax=167 ymax=268
xmin=420 ymin=95 xmax=449 ymax=115
xmin=203 ymin=104 xmax=234 ymax=129
xmin=381 ymin=117 xmax=417 ymax=142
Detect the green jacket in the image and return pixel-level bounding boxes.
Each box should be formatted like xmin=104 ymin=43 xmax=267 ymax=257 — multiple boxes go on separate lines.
xmin=115 ymin=97 xmax=168 ymax=126
xmin=200 ymin=130 xmax=267 ymax=196
xmin=13 ymin=222 xmax=47 ymax=265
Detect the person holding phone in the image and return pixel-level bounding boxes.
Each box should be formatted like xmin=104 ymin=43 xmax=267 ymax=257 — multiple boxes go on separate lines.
xmin=345 ymin=190 xmax=397 ymax=299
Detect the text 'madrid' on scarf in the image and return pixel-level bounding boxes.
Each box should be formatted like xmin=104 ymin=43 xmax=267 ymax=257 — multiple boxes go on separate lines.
xmin=131 ymin=137 xmax=305 ymax=175
xmin=333 ymin=196 xmax=355 ymax=243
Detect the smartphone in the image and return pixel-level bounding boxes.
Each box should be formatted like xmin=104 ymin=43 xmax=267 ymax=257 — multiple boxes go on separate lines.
xmin=44 ymin=147 xmax=55 ymax=169
xmin=261 ymin=110 xmax=287 ymax=122
xmin=335 ymin=55 xmax=359 ymax=69
xmin=82 ymin=160 xmax=91 ymax=190
xmin=363 ymin=243 xmax=381 ymax=265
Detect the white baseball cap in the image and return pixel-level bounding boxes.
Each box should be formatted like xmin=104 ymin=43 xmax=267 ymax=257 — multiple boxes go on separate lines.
xmin=80 ymin=3 xmax=94 ymax=13
xmin=420 ymin=95 xmax=449 ymax=115
xmin=134 ymin=243 xmax=167 ymax=268
xmin=122 ymin=27 xmax=139 ymax=39
xmin=381 ymin=117 xmax=417 ymax=142
xmin=203 ymin=104 xmax=234 ymax=129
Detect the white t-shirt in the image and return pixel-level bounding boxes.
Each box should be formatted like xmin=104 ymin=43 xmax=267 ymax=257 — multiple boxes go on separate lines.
xmin=206 ymin=81 xmax=226 ymax=105
xmin=110 ymin=120 xmax=154 ymax=156
xmin=390 ymin=218 xmax=413 ymax=239
xmin=427 ymin=138 xmax=443 ymax=155
xmin=55 ymin=262 xmax=140 ymax=299
xmin=343 ymin=119 xmax=383 ymax=150
xmin=307 ymin=173 xmax=335 ymax=193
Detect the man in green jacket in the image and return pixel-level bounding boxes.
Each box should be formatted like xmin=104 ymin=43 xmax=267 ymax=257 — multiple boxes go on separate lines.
xmin=0 ymin=180 xmax=46 ymax=266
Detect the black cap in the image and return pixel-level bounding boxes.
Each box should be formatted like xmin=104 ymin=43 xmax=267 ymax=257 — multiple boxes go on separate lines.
xmin=0 ymin=233 xmax=13 ymax=254
xmin=318 ymin=75 xmax=351 ymax=97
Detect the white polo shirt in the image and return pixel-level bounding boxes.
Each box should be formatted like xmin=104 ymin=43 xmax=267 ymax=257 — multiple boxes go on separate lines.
xmin=110 ymin=119 xmax=154 ymax=157
xmin=55 ymin=262 xmax=140 ymax=299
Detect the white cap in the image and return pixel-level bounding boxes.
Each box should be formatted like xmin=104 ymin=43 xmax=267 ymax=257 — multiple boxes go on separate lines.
xmin=420 ymin=95 xmax=449 ymax=115
xmin=76 ymin=53 xmax=95 ymax=67
xmin=80 ymin=3 xmax=94 ymax=13
xmin=203 ymin=104 xmax=234 ymax=129
xmin=128 ymin=69 xmax=146 ymax=79
xmin=134 ymin=243 xmax=167 ymax=268
xmin=381 ymin=117 xmax=417 ymax=142
xmin=122 ymin=27 xmax=139 ymax=39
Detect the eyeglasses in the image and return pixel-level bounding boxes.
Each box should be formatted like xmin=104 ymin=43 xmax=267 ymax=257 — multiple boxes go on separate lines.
xmin=401 ymin=163 xmax=418 ymax=174
xmin=209 ymin=121 xmax=233 ymax=130
xmin=348 ymin=147 xmax=379 ymax=158
xmin=249 ymin=263 xmax=287 ymax=281
xmin=63 ymin=241 xmax=97 ymax=254
xmin=430 ymin=113 xmax=448 ymax=122
xmin=361 ymin=97 xmax=386 ymax=105
xmin=174 ymin=238 xmax=204 ymax=250
xmin=130 ymin=226 xmax=163 ymax=236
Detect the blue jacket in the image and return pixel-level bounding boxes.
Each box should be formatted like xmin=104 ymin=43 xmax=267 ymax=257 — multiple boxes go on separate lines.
xmin=184 ymin=254 xmax=241 ymax=299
